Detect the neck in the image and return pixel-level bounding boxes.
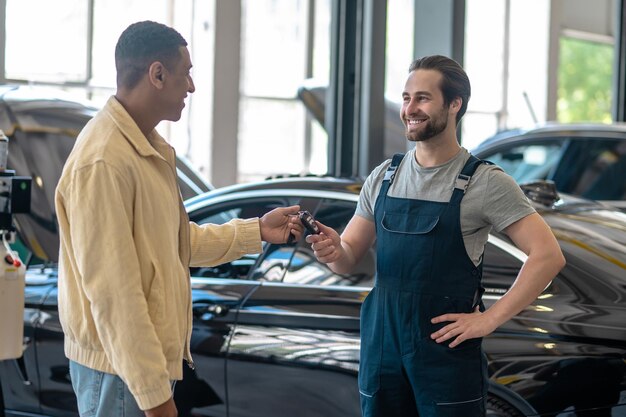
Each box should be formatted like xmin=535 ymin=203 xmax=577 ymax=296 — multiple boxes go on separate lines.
xmin=413 ymin=130 xmax=462 ymax=168
xmin=115 ymin=89 xmax=159 ymax=137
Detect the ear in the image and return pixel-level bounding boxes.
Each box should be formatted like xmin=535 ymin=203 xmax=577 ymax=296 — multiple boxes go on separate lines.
xmin=148 ymin=62 xmax=166 ymax=89
xmin=450 ymin=97 xmax=462 ymax=111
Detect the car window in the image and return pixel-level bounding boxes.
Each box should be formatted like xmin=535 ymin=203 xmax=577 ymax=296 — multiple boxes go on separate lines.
xmin=190 ymin=197 xmax=294 ymax=279
xmin=553 ymin=139 xmax=626 ymax=200
xmin=483 ymin=142 xmax=564 ymax=184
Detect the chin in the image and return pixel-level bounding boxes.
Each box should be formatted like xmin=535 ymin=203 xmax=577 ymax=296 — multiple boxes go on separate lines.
xmin=167 ymin=112 xmax=183 ymax=122
xmin=405 ymin=131 xmax=422 ymax=142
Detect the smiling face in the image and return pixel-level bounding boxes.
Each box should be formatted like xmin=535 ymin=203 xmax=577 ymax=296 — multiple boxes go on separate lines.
xmin=401 ymin=69 xmax=455 ymax=142
xmin=161 ymin=46 xmax=195 ymax=122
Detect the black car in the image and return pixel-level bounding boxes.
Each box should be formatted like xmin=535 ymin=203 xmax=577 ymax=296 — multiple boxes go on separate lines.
xmin=1 ymin=86 xmax=626 ymax=417
xmin=2 ymin=167 xmax=626 ymax=416
xmin=472 ymin=122 xmax=626 ymax=211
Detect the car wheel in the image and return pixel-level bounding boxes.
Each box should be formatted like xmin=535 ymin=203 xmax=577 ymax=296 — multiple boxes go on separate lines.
xmin=486 ymin=394 xmax=526 ymax=417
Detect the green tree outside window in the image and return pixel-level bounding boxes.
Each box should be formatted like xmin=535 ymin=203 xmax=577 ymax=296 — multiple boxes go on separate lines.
xmin=558 ymin=37 xmax=613 ymax=123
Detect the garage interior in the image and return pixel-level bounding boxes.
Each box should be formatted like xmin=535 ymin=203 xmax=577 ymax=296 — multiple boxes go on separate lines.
xmin=1 ymin=0 xmax=625 ymax=187
xmin=1 ymin=2 xmax=626 ymax=417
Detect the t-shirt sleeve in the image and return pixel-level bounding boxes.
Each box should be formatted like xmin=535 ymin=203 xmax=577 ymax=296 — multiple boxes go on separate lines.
xmin=481 ymin=167 xmax=536 ymax=232
xmin=355 ymin=159 xmax=391 ymax=221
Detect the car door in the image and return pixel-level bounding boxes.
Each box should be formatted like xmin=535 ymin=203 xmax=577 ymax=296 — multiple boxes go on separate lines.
xmin=184 ymin=193 xmax=305 ymax=417
xmin=481 ymin=233 xmax=626 ymax=416
xmin=174 ymin=279 xmax=260 ymax=417
xmin=224 ymin=196 xmax=370 ymax=417
xmin=226 ymin=282 xmax=364 ymax=417
xmin=184 ymin=191 xmax=369 ymax=417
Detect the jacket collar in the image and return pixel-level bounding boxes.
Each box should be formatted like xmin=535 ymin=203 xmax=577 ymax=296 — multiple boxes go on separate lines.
xmin=103 ymin=96 xmax=170 ymax=160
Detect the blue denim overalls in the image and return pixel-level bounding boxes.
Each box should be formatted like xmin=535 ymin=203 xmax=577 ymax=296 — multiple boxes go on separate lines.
xmin=359 ymin=153 xmax=489 ymax=417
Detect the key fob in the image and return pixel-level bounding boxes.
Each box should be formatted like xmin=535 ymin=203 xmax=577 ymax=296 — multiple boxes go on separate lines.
xmin=299 ymin=210 xmax=320 ymax=234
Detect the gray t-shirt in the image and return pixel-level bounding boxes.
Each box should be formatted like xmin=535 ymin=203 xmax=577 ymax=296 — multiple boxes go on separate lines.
xmin=356 ymin=147 xmax=535 ymax=266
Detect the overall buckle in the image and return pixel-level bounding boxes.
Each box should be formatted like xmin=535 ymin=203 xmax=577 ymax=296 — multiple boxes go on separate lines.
xmin=454 ymin=174 xmax=471 ymax=192
xmin=384 ymin=165 xmax=398 ymax=183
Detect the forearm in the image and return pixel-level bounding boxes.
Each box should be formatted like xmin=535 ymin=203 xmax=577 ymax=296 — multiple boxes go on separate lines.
xmin=189 ymin=219 xmax=262 ymax=267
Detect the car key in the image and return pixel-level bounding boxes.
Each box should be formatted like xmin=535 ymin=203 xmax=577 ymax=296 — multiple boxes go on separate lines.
xmin=299 ymin=210 xmax=320 ymax=234
xmin=287 ymin=210 xmax=320 ymax=244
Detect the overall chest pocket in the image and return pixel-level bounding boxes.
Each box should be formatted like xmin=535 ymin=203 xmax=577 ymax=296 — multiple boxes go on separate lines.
xmin=381 ymin=213 xmax=439 ymax=235
xmin=377 ymin=213 xmax=439 ymax=279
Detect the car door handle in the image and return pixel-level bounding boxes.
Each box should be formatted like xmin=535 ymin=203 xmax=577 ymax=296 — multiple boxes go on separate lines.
xmin=192 ymin=302 xmax=230 ymax=320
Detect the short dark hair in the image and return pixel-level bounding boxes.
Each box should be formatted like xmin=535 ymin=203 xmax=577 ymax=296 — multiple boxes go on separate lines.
xmin=115 ymin=21 xmax=188 ymax=89
xmin=408 ymin=55 xmax=470 ymax=124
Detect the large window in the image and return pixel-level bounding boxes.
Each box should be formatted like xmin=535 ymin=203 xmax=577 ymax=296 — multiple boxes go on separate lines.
xmin=1 ymin=0 xmax=620 ymax=186
xmin=463 ymin=0 xmax=552 ymax=150
xmin=90 ymin=0 xmax=173 ymax=92
xmin=5 ymin=0 xmax=89 ymax=83
xmin=558 ymin=35 xmax=613 ymax=123
xmin=462 ymin=0 xmax=616 ymax=150
xmin=238 ymin=0 xmax=331 ymax=182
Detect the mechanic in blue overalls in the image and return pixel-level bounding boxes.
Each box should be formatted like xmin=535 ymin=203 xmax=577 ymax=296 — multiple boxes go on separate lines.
xmin=307 ymin=55 xmax=565 ymax=417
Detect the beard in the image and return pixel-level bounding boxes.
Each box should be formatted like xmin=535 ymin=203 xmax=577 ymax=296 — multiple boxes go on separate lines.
xmin=405 ymin=106 xmax=449 ymax=142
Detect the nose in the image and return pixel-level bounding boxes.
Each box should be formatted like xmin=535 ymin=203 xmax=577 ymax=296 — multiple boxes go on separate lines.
xmin=187 ymin=75 xmax=196 ymax=93
xmin=402 ymin=98 xmax=417 ymax=120
xmin=404 ymin=97 xmax=419 ymax=115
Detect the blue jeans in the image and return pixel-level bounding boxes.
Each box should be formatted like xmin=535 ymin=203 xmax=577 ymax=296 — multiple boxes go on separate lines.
xmin=69 ymin=360 xmax=145 ymax=417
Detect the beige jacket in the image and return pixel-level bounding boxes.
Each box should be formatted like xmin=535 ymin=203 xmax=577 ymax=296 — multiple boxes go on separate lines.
xmin=55 ymin=96 xmax=262 ymax=410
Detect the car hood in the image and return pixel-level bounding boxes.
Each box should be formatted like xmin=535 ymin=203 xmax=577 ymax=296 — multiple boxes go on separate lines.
xmin=545 ymin=197 xmax=626 ymax=269
xmin=0 ymin=86 xmax=98 ymax=264
xmin=0 ymin=85 xmax=212 ymax=263
xmin=297 ymin=79 xmax=408 ymax=157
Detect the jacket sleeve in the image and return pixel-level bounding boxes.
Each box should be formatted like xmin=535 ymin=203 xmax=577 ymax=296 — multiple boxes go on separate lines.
xmin=62 ymin=161 xmax=172 ymax=410
xmin=188 ymin=218 xmax=263 ymax=267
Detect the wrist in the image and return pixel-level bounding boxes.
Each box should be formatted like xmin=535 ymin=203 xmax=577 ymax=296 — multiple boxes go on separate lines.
xmin=482 ymin=307 xmax=507 ymax=331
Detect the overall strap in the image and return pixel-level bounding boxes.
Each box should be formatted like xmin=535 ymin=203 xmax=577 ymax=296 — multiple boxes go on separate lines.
xmin=381 ymin=153 xmax=405 ymax=195
xmin=450 ymin=154 xmax=492 ymax=205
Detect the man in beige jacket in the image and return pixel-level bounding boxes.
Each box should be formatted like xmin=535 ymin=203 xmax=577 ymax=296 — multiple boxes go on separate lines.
xmin=55 ymin=21 xmax=303 ymax=417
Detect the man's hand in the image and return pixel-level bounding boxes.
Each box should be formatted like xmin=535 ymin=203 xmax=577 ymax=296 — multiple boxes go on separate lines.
xmin=430 ymin=307 xmax=499 ymax=348
xmin=306 ymin=222 xmax=343 ymax=264
xmin=145 ymin=397 xmax=177 ymax=417
xmin=259 ymin=205 xmax=303 ymax=244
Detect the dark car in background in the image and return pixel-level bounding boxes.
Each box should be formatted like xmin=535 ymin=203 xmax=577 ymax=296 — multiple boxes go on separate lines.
xmin=471 ymin=123 xmax=626 ymax=211
xmin=299 ymin=81 xmax=626 ymax=211
xmin=0 ymin=84 xmax=212 ymax=264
